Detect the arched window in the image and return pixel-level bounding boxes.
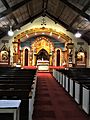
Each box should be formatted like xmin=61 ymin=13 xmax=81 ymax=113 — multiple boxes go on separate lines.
xmin=25 ymin=48 xmax=28 ymax=66
xmin=57 ymin=49 xmax=60 ymax=66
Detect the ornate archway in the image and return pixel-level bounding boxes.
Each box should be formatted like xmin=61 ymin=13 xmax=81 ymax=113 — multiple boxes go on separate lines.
xmin=31 ymin=36 xmax=54 ymax=66
xmin=13 ymin=28 xmax=72 ymax=66
xmin=37 ymin=49 xmax=49 ymax=60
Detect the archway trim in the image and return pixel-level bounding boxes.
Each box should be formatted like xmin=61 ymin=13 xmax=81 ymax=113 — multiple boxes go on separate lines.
xmin=14 ymin=28 xmax=72 ymax=43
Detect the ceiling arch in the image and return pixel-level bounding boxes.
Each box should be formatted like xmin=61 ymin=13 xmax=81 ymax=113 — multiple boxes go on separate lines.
xmin=14 ymin=28 xmax=72 ymax=43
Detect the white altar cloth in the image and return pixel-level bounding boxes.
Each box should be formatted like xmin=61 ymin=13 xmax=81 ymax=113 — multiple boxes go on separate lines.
xmin=37 ymin=60 xmax=49 ymax=71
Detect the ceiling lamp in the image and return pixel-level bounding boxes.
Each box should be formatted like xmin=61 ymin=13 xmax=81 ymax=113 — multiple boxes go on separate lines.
xmin=75 ymin=31 xmax=82 ymax=38
xmin=8 ymin=26 xmax=14 ymax=36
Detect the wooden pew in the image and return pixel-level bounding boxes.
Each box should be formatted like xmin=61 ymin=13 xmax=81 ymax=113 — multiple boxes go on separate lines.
xmin=0 ymin=84 xmax=32 ymax=90
xmin=82 ymin=84 xmax=90 ymax=114
xmin=53 ymin=67 xmax=90 ymax=115
xmin=0 ymin=89 xmax=30 ymax=99
xmin=0 ymin=68 xmax=37 ymax=120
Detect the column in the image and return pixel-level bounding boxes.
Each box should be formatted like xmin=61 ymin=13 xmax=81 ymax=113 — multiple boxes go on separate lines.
xmin=67 ymin=42 xmax=74 ymax=67
xmin=13 ymin=41 xmax=18 ymax=65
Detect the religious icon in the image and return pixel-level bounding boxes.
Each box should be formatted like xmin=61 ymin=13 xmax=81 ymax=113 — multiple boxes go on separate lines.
xmin=1 ymin=51 xmax=8 ymax=61
xmin=77 ymin=52 xmax=85 ymax=63
xmin=13 ymin=45 xmax=17 ymax=53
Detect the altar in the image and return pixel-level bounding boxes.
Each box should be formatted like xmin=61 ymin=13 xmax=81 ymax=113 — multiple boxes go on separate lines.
xmin=37 ymin=59 xmax=49 ymax=71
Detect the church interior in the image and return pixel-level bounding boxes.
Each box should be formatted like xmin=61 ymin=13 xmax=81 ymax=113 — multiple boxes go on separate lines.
xmin=0 ymin=0 xmax=90 ymax=120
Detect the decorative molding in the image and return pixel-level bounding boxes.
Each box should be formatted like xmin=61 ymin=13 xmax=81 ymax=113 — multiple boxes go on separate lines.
xmin=14 ymin=28 xmax=72 ymax=43
xmin=1 ymin=40 xmax=9 ymax=43
xmin=77 ymin=42 xmax=84 ymax=45
xmin=0 ymin=44 xmax=9 ymax=52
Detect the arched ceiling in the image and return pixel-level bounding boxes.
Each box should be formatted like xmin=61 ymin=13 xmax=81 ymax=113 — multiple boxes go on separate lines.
xmin=0 ymin=0 xmax=90 ymax=44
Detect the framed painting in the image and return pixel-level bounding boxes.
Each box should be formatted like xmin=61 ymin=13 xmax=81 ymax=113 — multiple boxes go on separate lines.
xmin=1 ymin=51 xmax=8 ymax=61
xmin=75 ymin=47 xmax=86 ymax=67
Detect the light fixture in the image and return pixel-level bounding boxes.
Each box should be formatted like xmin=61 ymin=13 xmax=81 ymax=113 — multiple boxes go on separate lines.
xmin=50 ymin=32 xmax=52 ymax=36
xmin=42 ymin=32 xmax=45 ymax=35
xmin=58 ymin=35 xmax=60 ymax=39
xmin=26 ymin=34 xmax=29 ymax=38
xmin=75 ymin=31 xmax=82 ymax=38
xmin=8 ymin=26 xmax=14 ymax=36
xmin=35 ymin=32 xmax=37 ymax=35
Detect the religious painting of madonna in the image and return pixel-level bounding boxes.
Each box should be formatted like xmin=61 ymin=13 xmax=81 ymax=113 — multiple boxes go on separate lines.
xmin=1 ymin=51 xmax=8 ymax=61
xmin=77 ymin=52 xmax=85 ymax=63
xmin=75 ymin=51 xmax=86 ymax=67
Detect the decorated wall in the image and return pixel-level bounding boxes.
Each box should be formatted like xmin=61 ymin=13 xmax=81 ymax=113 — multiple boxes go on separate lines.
xmin=0 ymin=16 xmax=89 ymax=67
xmin=19 ymin=35 xmax=65 ymax=66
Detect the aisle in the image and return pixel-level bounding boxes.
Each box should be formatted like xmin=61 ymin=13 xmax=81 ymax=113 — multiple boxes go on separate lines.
xmin=32 ymin=72 xmax=88 ymax=120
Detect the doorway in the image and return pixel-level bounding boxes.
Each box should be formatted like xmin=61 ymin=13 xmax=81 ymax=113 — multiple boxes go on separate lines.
xmin=37 ymin=49 xmax=49 ymax=61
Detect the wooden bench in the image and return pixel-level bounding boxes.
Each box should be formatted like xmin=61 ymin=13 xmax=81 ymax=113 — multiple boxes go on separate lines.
xmin=0 ymin=68 xmax=37 ymax=120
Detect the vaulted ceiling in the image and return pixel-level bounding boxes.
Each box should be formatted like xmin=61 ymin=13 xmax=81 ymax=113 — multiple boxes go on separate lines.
xmin=0 ymin=0 xmax=90 ymax=44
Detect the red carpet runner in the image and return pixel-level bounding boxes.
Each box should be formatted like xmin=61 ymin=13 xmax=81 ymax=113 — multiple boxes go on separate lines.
xmin=32 ymin=73 xmax=89 ymax=120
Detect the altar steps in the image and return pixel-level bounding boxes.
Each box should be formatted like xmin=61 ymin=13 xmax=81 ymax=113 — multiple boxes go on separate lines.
xmin=38 ymin=70 xmax=49 ymax=73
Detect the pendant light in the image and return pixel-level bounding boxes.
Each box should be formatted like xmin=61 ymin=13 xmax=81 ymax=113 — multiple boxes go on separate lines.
xmin=75 ymin=31 xmax=82 ymax=38
xmin=8 ymin=26 xmax=14 ymax=36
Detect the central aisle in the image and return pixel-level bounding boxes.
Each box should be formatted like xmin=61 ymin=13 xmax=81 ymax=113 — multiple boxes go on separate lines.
xmin=32 ymin=72 xmax=88 ymax=120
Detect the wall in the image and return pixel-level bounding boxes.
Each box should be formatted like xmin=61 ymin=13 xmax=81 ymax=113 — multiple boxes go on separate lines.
xmin=0 ymin=16 xmax=89 ymax=66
